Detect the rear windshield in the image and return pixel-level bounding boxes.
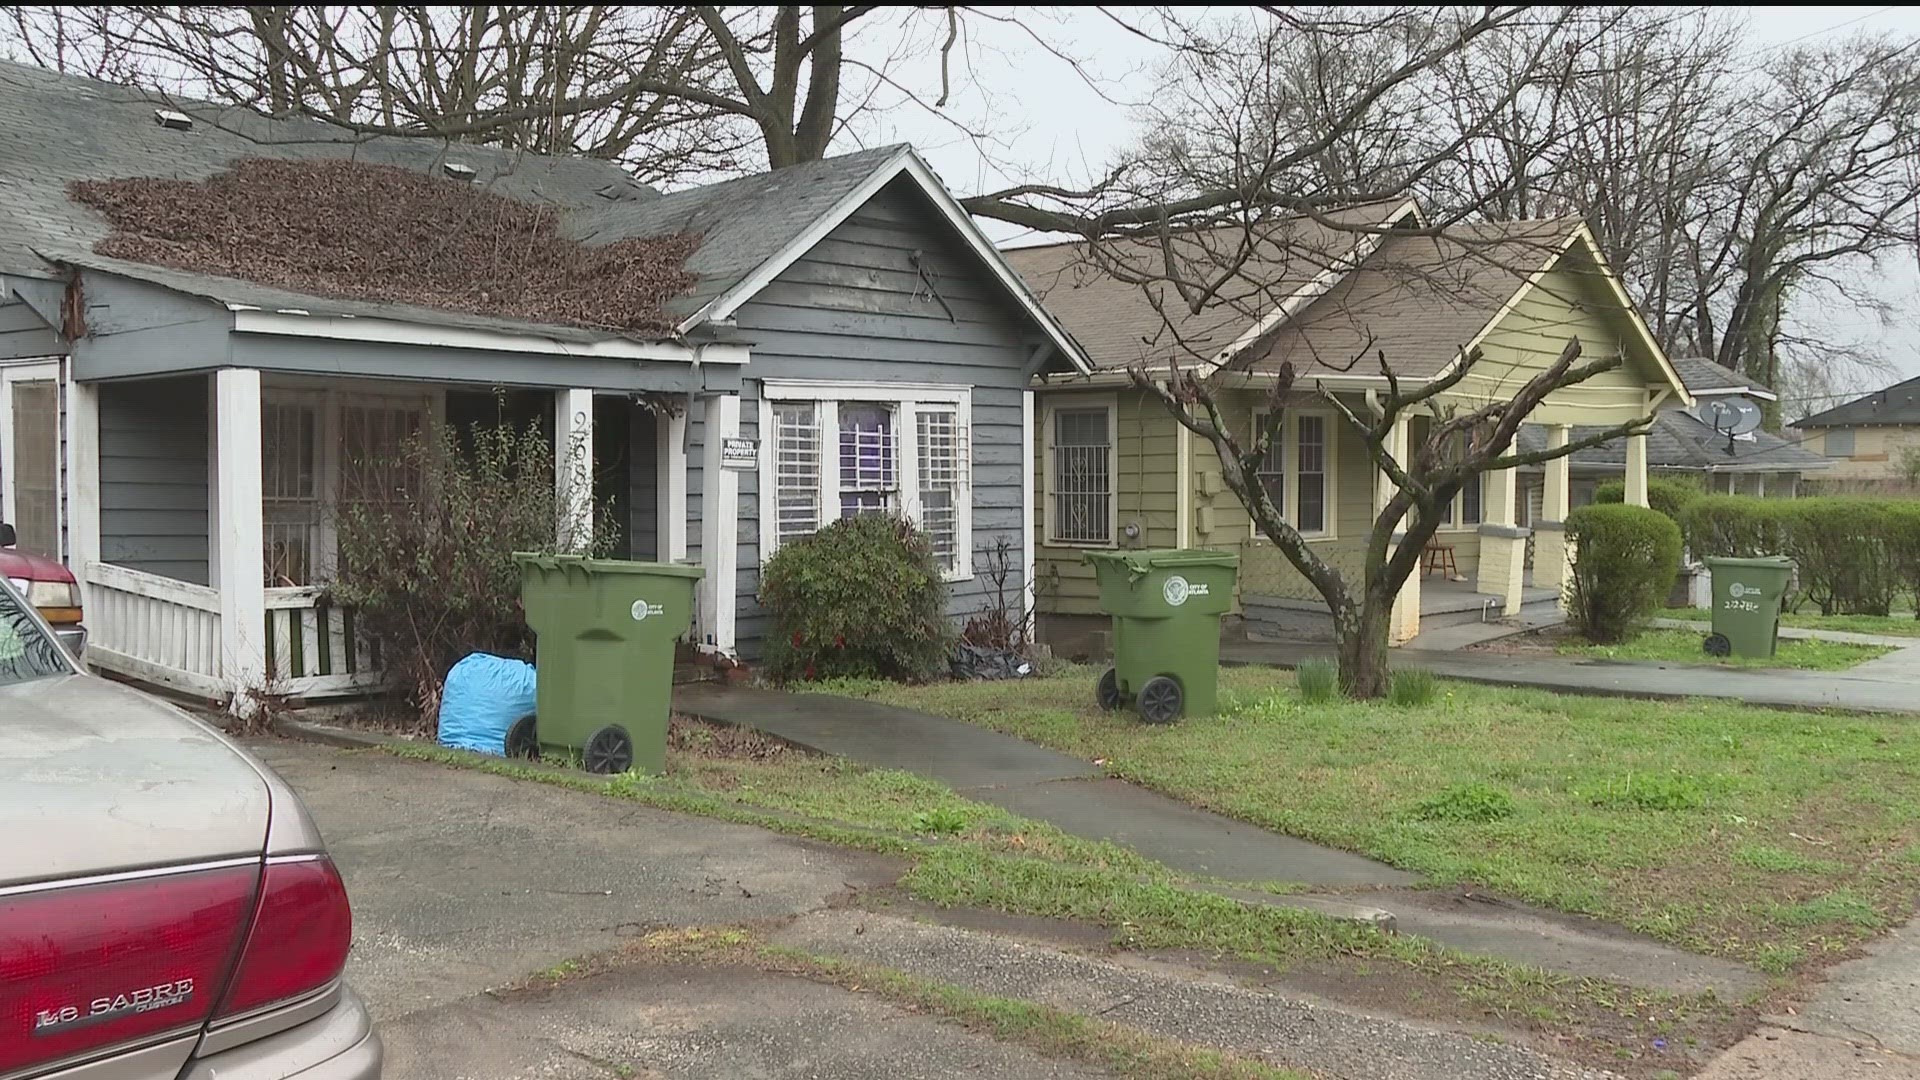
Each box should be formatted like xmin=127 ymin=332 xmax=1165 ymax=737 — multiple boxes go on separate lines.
xmin=0 ymin=586 xmax=71 ymax=684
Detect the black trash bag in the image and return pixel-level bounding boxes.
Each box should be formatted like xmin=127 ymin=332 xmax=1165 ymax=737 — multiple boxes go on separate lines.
xmin=950 ymin=642 xmax=1033 ymax=681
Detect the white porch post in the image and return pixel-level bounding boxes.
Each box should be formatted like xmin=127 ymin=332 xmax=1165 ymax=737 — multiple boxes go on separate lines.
xmin=554 ymin=388 xmax=594 ymax=552
xmin=1022 ymin=389 xmax=1037 ymax=627
xmin=214 ymin=368 xmax=266 ymax=711
xmin=658 ymin=400 xmax=689 ymax=563
xmin=697 ymin=393 xmax=740 ymax=653
xmin=62 ymin=373 xmax=101 ymax=594
xmin=1380 ymin=415 xmax=1420 ymax=644
xmin=1533 ymin=424 xmax=1573 ymax=607
xmin=1625 ymin=429 xmax=1650 ymax=507
xmin=1476 ymin=464 xmax=1527 ymax=616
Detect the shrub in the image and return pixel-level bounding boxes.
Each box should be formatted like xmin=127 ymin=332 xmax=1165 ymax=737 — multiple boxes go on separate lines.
xmin=1565 ymin=503 xmax=1682 ymax=643
xmin=1387 ymin=668 xmax=1438 ymax=708
xmin=1680 ymin=495 xmax=1789 ymax=560
xmin=1411 ymin=782 xmax=1517 ymax=823
xmin=330 ymin=418 xmax=616 ymax=715
xmin=1780 ymin=498 xmax=1898 ymax=616
xmin=1884 ymin=502 xmax=1920 ymax=620
xmin=1293 ymin=658 xmax=1340 ymax=704
xmin=759 ymin=515 xmax=952 ymax=682
xmin=1594 ymin=476 xmax=1704 ymax=523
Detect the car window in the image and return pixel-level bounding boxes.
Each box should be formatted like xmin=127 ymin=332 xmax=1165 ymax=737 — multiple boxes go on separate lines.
xmin=0 ymin=586 xmax=71 ymax=684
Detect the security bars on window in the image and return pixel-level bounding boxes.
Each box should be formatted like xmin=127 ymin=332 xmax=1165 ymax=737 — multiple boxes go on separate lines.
xmin=917 ymin=407 xmax=967 ymax=572
xmin=773 ymin=403 xmax=822 ymax=543
xmin=1052 ymin=408 xmax=1111 ymax=543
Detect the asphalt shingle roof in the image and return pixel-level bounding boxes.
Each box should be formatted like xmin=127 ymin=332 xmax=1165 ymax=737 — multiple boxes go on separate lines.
xmin=1517 ymin=410 xmax=1829 ymax=474
xmin=1002 ymin=202 xmax=1409 ymax=371
xmin=1794 ymin=373 xmax=1920 ymax=428
xmin=0 ymin=58 xmax=908 ymax=337
xmin=1670 ymin=356 xmax=1772 ymax=398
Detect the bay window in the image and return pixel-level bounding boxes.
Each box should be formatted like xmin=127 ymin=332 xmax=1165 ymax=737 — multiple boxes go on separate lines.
xmin=760 ymin=382 xmax=973 ymax=579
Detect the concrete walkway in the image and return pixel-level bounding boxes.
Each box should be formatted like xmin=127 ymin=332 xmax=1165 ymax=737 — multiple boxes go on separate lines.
xmin=1221 ymin=638 xmax=1920 ymax=714
xmin=672 ymin=684 xmax=1761 ymax=996
xmin=1652 ymin=616 xmax=1920 ymax=649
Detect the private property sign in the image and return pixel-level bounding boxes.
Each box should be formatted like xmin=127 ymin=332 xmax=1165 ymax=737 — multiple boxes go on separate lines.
xmin=720 ymin=437 xmax=758 ymax=470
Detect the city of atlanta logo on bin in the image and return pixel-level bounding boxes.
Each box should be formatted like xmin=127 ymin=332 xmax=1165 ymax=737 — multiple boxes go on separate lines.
xmin=1162 ymin=574 xmax=1210 ymax=607
xmin=630 ymin=599 xmax=665 ymax=621
xmin=1728 ymin=582 xmax=1750 ymax=599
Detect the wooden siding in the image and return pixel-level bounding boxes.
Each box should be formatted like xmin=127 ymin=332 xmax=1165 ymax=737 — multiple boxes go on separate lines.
xmin=730 ymin=177 xmax=1046 ymax=657
xmin=98 ymin=375 xmax=209 ymax=584
xmin=0 ymin=297 xmax=62 ymax=360
xmin=1033 ymin=389 xmax=1179 ymax=615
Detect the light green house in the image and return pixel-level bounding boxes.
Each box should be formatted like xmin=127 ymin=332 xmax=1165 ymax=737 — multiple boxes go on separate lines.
xmin=1006 ymin=202 xmax=1689 ymax=644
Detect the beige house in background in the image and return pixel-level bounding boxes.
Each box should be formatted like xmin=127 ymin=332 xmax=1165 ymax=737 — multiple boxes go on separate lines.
xmin=1793 ymin=375 xmax=1920 ymax=480
xmin=1006 ymin=202 xmax=1688 ymax=645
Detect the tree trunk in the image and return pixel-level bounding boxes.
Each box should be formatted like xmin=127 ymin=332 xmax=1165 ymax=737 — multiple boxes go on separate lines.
xmin=1332 ymin=600 xmax=1392 ymax=699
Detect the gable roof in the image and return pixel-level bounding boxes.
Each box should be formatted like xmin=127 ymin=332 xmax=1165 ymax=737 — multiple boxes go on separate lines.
xmin=1002 ymin=201 xmax=1414 ymax=372
xmin=1794 ymin=374 xmax=1920 ymax=429
xmin=1671 ymin=356 xmax=1776 ymax=401
xmin=0 ymin=59 xmax=1090 ymax=369
xmin=1518 ymin=411 xmax=1829 ymax=475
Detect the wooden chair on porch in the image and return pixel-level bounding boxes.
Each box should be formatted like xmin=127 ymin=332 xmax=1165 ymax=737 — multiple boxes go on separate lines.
xmin=1421 ymin=540 xmax=1458 ymax=580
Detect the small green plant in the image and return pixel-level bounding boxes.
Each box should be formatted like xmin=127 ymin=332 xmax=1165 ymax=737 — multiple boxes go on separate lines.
xmin=1293 ymin=658 xmax=1339 ymax=704
xmin=910 ymin=806 xmax=972 ymax=835
xmin=1565 ymin=503 xmax=1682 ymax=643
xmin=1410 ymin=782 xmax=1517 ymax=823
xmin=1733 ymin=844 xmax=1834 ymax=874
xmin=1387 ymin=668 xmax=1438 ymax=708
xmin=1771 ymin=891 xmax=1882 ymax=929
xmin=1585 ymin=772 xmax=1705 ymax=812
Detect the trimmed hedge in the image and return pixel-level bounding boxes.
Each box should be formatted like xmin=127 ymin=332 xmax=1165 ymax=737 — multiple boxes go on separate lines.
xmin=1566 ymin=503 xmax=1682 ymax=643
xmin=1592 ymin=475 xmax=1705 ymax=523
xmin=1679 ymin=496 xmax=1920 ymax=616
xmin=760 ymin=514 xmax=953 ymax=682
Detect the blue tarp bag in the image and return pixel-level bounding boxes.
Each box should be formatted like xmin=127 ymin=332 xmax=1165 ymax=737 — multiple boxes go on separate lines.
xmin=437 ymin=652 xmax=537 ymax=756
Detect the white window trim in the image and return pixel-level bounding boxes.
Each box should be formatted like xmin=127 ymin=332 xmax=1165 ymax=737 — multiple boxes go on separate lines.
xmin=1042 ymin=393 xmax=1119 ymax=548
xmin=758 ymin=380 xmax=975 ymax=581
xmin=1252 ymin=408 xmax=1338 ymax=540
xmin=0 ymin=360 xmax=65 ymax=560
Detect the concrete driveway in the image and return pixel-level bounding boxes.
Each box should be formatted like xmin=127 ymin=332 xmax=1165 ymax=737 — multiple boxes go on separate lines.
xmin=252 ymin=741 xmax=1107 ymax=1079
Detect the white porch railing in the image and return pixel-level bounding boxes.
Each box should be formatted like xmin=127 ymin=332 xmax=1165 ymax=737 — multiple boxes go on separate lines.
xmin=264 ymin=586 xmax=383 ymax=698
xmin=85 ymin=561 xmax=226 ymax=699
xmin=83 ymin=562 xmax=383 ymax=701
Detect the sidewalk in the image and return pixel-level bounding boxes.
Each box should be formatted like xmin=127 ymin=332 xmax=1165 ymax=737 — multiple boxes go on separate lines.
xmin=1222 ymin=638 xmax=1920 ymax=714
xmin=673 ymin=683 xmax=1761 ymax=996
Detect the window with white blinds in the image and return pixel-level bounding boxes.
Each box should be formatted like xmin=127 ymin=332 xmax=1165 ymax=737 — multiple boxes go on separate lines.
xmin=760 ymin=383 xmax=974 ymax=579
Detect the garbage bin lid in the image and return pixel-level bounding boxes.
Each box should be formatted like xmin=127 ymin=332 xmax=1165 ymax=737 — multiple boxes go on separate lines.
xmin=512 ymin=552 xmax=708 ymax=578
xmin=1084 ymin=548 xmax=1240 ymax=575
xmin=1702 ymin=555 xmax=1796 ymax=570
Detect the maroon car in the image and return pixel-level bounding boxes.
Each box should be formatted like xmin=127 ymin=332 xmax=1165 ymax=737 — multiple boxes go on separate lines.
xmin=0 ymin=522 xmax=84 ymax=656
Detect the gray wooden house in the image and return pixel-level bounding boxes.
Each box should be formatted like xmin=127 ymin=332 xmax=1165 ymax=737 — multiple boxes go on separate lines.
xmin=0 ymin=60 xmax=1088 ymax=705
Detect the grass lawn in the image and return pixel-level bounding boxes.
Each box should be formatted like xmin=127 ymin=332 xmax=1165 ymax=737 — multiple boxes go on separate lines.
xmin=1776 ymin=611 xmax=1920 ymax=638
xmin=1557 ymin=627 xmax=1892 ymax=670
xmin=828 ymin=667 xmax=1920 ymax=974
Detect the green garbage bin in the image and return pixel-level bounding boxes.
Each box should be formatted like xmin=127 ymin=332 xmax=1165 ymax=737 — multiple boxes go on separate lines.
xmin=513 ymin=554 xmax=705 ymax=774
xmin=1702 ymin=556 xmax=1795 ymax=659
xmin=1085 ymin=548 xmax=1239 ymax=723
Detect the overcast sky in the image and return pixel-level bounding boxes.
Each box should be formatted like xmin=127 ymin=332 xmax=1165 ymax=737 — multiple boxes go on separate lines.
xmin=852 ymin=6 xmax=1920 ymax=392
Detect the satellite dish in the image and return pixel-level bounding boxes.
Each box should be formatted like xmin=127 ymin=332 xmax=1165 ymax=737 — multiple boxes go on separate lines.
xmin=1705 ymin=396 xmax=1764 ymax=437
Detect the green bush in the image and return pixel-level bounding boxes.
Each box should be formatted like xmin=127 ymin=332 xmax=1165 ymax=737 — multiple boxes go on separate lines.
xmin=1565 ymin=503 xmax=1682 ymax=643
xmin=1411 ymin=782 xmax=1517 ymax=823
xmin=1681 ymin=495 xmax=1789 ymax=560
xmin=1293 ymin=658 xmax=1339 ymax=704
xmin=1779 ymin=498 xmax=1899 ymax=616
xmin=1885 ymin=502 xmax=1920 ymax=621
xmin=1593 ymin=476 xmax=1704 ymax=523
xmin=1387 ymin=668 xmax=1438 ymax=708
xmin=760 ymin=515 xmax=952 ymax=682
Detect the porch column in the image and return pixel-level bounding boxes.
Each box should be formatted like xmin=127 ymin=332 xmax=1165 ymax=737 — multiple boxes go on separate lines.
xmin=1533 ymin=424 xmax=1573 ymax=607
xmin=1625 ymin=429 xmax=1650 ymax=507
xmin=1380 ymin=415 xmax=1420 ymax=644
xmin=214 ymin=368 xmax=267 ymax=711
xmin=63 ymin=376 xmax=101 ymax=599
xmin=696 ymin=392 xmax=740 ymax=653
xmin=1475 ymin=465 xmax=1528 ymax=616
xmin=658 ymin=399 xmax=689 ymax=563
xmin=554 ymin=388 xmax=593 ymax=552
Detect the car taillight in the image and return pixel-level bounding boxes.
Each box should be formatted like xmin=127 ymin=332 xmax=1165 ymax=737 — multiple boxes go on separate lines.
xmin=0 ymin=864 xmax=257 ymax=1075
xmin=214 ymin=857 xmax=352 ymax=1019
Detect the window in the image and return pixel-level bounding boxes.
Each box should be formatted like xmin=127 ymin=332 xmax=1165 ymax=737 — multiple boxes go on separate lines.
xmin=262 ymin=401 xmax=321 ymax=587
xmin=260 ymin=389 xmax=431 ymax=586
xmin=760 ymin=383 xmax=973 ymax=578
xmin=1050 ymin=405 xmax=1112 ymax=544
xmin=1251 ymin=410 xmax=1336 ymax=536
xmin=8 ymin=380 xmax=58 ymax=557
xmin=1824 ymin=430 xmax=1855 ymax=458
xmin=1459 ymin=472 xmax=1483 ymax=526
xmin=1296 ymin=415 xmax=1327 ymax=534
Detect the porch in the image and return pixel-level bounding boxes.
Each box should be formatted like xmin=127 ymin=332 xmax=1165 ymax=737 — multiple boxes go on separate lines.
xmin=71 ymin=365 xmax=718 ymax=708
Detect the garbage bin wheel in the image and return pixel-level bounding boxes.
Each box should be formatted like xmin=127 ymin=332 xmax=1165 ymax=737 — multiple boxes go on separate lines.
xmin=1703 ymin=632 xmax=1732 ymax=658
xmin=1096 ymin=667 xmax=1123 ymax=711
xmin=583 ymin=725 xmax=635 ymax=775
xmin=1136 ymin=675 xmax=1184 ymax=725
xmin=505 ymin=713 xmax=540 ymax=760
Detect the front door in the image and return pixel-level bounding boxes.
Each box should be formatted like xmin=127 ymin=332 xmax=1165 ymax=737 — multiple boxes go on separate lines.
xmin=0 ymin=361 xmax=61 ymax=558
